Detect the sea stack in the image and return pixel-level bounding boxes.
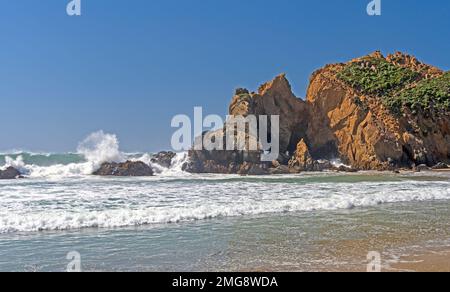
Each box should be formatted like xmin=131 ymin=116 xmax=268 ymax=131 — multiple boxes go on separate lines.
xmin=186 ymin=52 xmax=450 ymax=174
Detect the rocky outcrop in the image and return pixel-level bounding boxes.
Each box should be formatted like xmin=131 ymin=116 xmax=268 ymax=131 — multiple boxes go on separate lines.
xmin=229 ymin=74 xmax=310 ymax=154
xmin=432 ymin=162 xmax=449 ymax=170
xmin=237 ymin=162 xmax=270 ymax=176
xmin=185 ymin=75 xmax=310 ymax=175
xmin=93 ymin=161 xmax=154 ymax=177
xmin=306 ymin=51 xmax=449 ymax=170
xmin=288 ymin=139 xmax=314 ymax=171
xmin=306 ymin=62 xmax=394 ymax=170
xmin=151 ymin=151 xmax=176 ymax=168
xmin=182 ymin=149 xmax=270 ymax=175
xmin=414 ymin=164 xmax=431 ymax=172
xmin=0 ymin=167 xmax=22 ymax=179
xmin=186 ymin=51 xmax=449 ymax=174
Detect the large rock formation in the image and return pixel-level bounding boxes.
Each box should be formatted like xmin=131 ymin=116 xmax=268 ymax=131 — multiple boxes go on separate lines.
xmin=184 ymin=74 xmax=310 ymax=175
xmin=229 ymin=74 xmax=310 ymax=154
xmin=186 ymin=51 xmax=450 ymax=174
xmin=306 ymin=51 xmax=449 ymax=170
xmin=0 ymin=167 xmax=22 ymax=179
xmin=93 ymin=161 xmax=154 ymax=177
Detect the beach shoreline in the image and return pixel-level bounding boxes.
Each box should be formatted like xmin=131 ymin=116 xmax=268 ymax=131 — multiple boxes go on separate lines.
xmin=388 ymin=249 xmax=450 ymax=272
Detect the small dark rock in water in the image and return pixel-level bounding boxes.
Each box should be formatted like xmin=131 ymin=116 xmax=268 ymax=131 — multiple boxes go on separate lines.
xmin=151 ymin=151 xmax=176 ymax=168
xmin=313 ymin=160 xmax=334 ymax=172
xmin=336 ymin=165 xmax=358 ymax=173
xmin=93 ymin=161 xmax=154 ymax=177
xmin=432 ymin=162 xmax=449 ymax=170
xmin=415 ymin=164 xmax=431 ymax=172
xmin=0 ymin=167 xmax=22 ymax=179
xmin=269 ymin=165 xmax=291 ymax=175
xmin=237 ymin=162 xmax=270 ymax=176
xmin=247 ymin=163 xmax=270 ymax=176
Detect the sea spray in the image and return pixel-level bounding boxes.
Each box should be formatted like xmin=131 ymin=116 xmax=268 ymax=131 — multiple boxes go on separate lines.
xmin=0 ymin=131 xmax=189 ymax=178
xmin=0 ymin=131 xmax=128 ymax=178
xmin=330 ymin=159 xmax=351 ymax=168
xmin=77 ymin=131 xmax=126 ymax=168
xmin=165 ymin=152 xmax=189 ymax=175
xmin=26 ymin=131 xmax=127 ymax=177
xmin=3 ymin=156 xmax=27 ymax=173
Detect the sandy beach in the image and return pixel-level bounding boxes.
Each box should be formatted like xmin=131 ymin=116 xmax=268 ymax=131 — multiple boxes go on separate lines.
xmin=389 ymin=249 xmax=450 ymax=272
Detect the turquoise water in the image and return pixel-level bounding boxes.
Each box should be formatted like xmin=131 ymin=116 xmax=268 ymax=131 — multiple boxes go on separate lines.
xmin=0 ymin=152 xmax=84 ymax=167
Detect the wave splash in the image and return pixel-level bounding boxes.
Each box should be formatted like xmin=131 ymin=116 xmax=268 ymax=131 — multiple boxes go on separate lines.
xmin=0 ymin=131 xmax=187 ymax=178
xmin=3 ymin=156 xmax=27 ymax=173
xmin=77 ymin=131 xmax=126 ymax=168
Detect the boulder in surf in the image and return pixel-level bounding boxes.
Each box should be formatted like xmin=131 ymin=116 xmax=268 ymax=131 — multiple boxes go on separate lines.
xmin=0 ymin=167 xmax=22 ymax=179
xmin=93 ymin=161 xmax=154 ymax=177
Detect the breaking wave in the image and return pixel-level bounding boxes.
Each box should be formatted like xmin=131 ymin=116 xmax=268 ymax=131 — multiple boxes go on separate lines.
xmin=0 ymin=131 xmax=188 ymax=178
xmin=0 ymin=176 xmax=449 ymax=233
xmin=76 ymin=131 xmax=126 ymax=168
xmin=2 ymin=131 xmax=450 ymax=235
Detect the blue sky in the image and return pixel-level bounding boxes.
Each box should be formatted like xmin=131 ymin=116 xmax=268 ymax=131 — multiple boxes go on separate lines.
xmin=0 ymin=0 xmax=449 ymax=152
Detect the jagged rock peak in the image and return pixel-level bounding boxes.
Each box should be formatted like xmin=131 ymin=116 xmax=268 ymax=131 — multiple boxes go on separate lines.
xmin=258 ymin=73 xmax=295 ymax=98
xmin=235 ymin=88 xmax=250 ymax=96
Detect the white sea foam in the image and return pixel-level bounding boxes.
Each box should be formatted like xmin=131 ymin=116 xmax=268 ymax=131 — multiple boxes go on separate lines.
xmin=2 ymin=156 xmax=27 ymax=173
xmin=25 ymin=162 xmax=96 ymax=178
xmin=160 ymin=152 xmax=189 ymax=176
xmin=77 ymin=131 xmax=126 ymax=168
xmin=130 ymin=152 xmax=189 ymax=176
xmin=0 ymin=131 xmax=157 ymax=178
xmin=2 ymin=131 xmax=450 ymax=234
xmin=0 ymin=176 xmax=449 ymax=233
xmin=330 ymin=159 xmax=350 ymax=168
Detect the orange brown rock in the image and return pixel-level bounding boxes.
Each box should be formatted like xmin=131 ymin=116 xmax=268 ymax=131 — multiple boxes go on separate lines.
xmin=186 ymin=52 xmax=450 ymax=174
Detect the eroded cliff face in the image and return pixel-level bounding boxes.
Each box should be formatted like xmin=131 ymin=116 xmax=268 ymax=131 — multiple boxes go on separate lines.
xmin=184 ymin=74 xmax=310 ymax=175
xmin=186 ymin=52 xmax=450 ymax=174
xmin=305 ymin=61 xmax=403 ymax=170
xmin=307 ymin=51 xmax=450 ymax=170
xmin=229 ymin=74 xmax=310 ymax=154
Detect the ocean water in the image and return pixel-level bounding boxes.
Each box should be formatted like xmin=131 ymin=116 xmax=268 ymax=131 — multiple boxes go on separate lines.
xmin=1 ymin=133 xmax=450 ymax=271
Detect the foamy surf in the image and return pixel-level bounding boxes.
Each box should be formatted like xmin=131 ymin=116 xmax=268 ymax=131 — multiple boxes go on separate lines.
xmin=2 ymin=131 xmax=450 ymax=234
xmin=1 ymin=131 xmax=189 ymax=179
xmin=0 ymin=175 xmax=449 ymax=233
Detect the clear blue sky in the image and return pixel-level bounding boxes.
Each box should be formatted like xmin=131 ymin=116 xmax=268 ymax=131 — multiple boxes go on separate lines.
xmin=0 ymin=0 xmax=449 ymax=152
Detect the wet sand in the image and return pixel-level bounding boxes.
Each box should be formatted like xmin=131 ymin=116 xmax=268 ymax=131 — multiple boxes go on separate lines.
xmin=389 ymin=250 xmax=450 ymax=272
xmin=433 ymin=169 xmax=450 ymax=172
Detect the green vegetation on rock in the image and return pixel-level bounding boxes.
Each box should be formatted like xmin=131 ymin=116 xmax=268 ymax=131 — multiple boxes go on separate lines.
xmin=390 ymin=72 xmax=450 ymax=114
xmin=337 ymin=57 xmax=449 ymax=114
xmin=337 ymin=57 xmax=420 ymax=96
